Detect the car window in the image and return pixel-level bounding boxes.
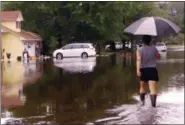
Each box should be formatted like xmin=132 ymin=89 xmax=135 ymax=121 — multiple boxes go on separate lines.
xmin=63 ymin=45 xmax=72 ymax=49
xmin=72 ymin=44 xmax=82 ymax=49
xmin=156 ymin=43 xmax=164 ymax=46
xmin=82 ymin=44 xmax=89 ymax=48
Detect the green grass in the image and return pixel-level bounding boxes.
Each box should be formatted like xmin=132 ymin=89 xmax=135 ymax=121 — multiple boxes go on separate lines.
xmin=167 ymin=44 xmax=184 ymax=47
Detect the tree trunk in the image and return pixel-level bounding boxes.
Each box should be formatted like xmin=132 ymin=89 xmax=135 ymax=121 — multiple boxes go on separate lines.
xmin=122 ymin=39 xmax=126 ymax=50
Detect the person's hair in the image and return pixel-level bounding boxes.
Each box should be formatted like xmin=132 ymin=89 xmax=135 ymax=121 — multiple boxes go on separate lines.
xmin=142 ymin=35 xmax=152 ymax=45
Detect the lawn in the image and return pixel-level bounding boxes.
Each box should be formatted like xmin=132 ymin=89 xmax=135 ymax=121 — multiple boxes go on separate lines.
xmin=167 ymin=44 xmax=184 ymax=47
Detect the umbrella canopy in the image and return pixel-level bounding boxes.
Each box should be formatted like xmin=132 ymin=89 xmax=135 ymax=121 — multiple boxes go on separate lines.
xmin=124 ymin=17 xmax=181 ymax=37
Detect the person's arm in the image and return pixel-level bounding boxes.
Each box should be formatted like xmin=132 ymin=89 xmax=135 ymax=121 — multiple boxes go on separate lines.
xmin=155 ymin=48 xmax=161 ymax=60
xmin=136 ymin=50 xmax=141 ymax=76
xmin=156 ymin=52 xmax=161 ymax=60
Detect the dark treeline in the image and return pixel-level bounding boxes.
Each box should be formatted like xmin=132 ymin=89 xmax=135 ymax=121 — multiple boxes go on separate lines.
xmin=2 ymin=2 xmax=184 ymax=54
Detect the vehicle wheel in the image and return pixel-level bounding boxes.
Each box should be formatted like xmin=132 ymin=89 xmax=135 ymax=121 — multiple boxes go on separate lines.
xmin=81 ymin=52 xmax=88 ymax=58
xmin=56 ymin=53 xmax=63 ymax=60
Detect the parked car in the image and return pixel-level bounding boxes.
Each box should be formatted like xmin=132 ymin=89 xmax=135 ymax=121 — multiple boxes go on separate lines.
xmin=105 ymin=42 xmax=122 ymax=51
xmin=53 ymin=43 xmax=96 ymax=60
xmin=156 ymin=43 xmax=167 ymax=52
xmin=105 ymin=42 xmax=131 ymax=51
xmin=105 ymin=44 xmax=111 ymax=51
xmin=136 ymin=44 xmax=143 ymax=50
xmin=125 ymin=42 xmax=131 ymax=49
xmin=115 ymin=42 xmax=123 ymax=49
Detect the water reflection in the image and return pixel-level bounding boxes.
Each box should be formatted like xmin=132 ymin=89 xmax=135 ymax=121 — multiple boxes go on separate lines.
xmin=23 ymin=60 xmax=43 ymax=84
xmin=159 ymin=51 xmax=167 ymax=61
xmin=93 ymin=76 xmax=184 ymax=124
xmin=1 ymin=51 xmax=184 ymax=124
xmin=157 ymin=51 xmax=184 ymax=63
xmin=1 ymin=60 xmax=43 ymax=110
xmin=86 ymin=51 xmax=184 ymax=125
xmin=53 ymin=57 xmax=97 ymax=73
xmin=120 ymin=52 xmax=133 ymax=67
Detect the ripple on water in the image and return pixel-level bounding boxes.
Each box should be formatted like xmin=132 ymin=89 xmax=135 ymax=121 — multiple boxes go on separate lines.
xmin=168 ymin=73 xmax=184 ymax=88
xmin=90 ymin=73 xmax=184 ymax=124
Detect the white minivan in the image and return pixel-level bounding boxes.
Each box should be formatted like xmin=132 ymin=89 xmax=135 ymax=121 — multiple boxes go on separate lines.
xmin=53 ymin=43 xmax=96 ymax=60
xmin=156 ymin=43 xmax=167 ymax=52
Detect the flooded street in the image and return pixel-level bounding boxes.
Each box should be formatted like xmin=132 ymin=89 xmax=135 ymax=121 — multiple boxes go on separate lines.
xmin=1 ymin=50 xmax=184 ymax=124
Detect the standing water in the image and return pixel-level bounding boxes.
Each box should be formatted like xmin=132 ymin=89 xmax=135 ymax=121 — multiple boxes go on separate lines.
xmin=1 ymin=50 xmax=184 ymax=124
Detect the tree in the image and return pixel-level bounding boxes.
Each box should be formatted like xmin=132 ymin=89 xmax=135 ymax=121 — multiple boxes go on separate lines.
xmin=2 ymin=2 xmax=157 ymax=54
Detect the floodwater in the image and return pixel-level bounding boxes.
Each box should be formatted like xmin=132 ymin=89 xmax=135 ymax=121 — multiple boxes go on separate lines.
xmin=1 ymin=50 xmax=184 ymax=124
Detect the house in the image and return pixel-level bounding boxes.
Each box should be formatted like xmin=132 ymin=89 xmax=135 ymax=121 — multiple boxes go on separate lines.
xmin=1 ymin=10 xmax=42 ymax=61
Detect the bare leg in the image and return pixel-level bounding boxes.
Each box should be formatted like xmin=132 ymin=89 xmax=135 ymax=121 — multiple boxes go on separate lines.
xmin=140 ymin=81 xmax=147 ymax=93
xmin=149 ymin=81 xmax=157 ymax=107
xmin=149 ymin=81 xmax=157 ymax=95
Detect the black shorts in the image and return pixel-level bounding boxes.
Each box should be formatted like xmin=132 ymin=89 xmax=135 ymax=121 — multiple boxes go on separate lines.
xmin=140 ymin=67 xmax=159 ymax=82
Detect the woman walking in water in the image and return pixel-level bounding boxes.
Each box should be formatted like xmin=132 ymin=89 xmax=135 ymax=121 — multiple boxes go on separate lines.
xmin=136 ymin=35 xmax=160 ymax=107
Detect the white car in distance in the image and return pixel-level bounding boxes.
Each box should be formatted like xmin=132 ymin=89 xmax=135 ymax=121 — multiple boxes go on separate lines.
xmin=136 ymin=43 xmax=167 ymax=52
xmin=115 ymin=42 xmax=123 ymax=49
xmin=136 ymin=44 xmax=143 ymax=50
xmin=53 ymin=43 xmax=96 ymax=60
xmin=156 ymin=43 xmax=167 ymax=52
xmin=105 ymin=42 xmax=131 ymax=51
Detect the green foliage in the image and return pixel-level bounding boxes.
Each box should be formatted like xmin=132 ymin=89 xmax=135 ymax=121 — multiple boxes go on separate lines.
xmin=2 ymin=1 xmax=152 ymax=54
xmin=49 ymin=36 xmax=58 ymax=53
xmin=164 ymin=33 xmax=184 ymax=45
xmin=2 ymin=2 xmax=184 ymax=53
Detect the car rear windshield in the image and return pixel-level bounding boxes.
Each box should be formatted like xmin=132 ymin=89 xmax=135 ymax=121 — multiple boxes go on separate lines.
xmin=156 ymin=43 xmax=165 ymax=46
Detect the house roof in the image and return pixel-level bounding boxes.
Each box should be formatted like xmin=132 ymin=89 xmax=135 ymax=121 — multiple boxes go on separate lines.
xmin=1 ymin=25 xmax=42 ymax=41
xmin=1 ymin=11 xmax=23 ymax=21
xmin=20 ymin=30 xmax=42 ymax=41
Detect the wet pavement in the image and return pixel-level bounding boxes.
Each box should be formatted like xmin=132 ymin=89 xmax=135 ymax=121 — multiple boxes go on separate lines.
xmin=1 ymin=50 xmax=184 ymax=124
